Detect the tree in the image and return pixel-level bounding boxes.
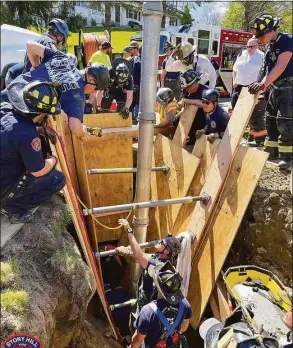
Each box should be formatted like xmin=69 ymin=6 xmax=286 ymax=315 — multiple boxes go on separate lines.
xmin=201 ymin=3 xmax=225 ymax=26
xmin=1 ymin=1 xmax=54 ymax=28
xmin=181 ymin=4 xmax=193 ymax=25
xmin=222 ymin=1 xmax=292 ymax=33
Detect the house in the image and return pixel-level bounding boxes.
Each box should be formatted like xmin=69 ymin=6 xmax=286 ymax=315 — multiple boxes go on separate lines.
xmin=73 ymin=1 xmax=181 ymax=27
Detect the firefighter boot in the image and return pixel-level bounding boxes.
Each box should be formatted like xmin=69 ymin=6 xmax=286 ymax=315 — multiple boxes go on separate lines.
xmin=264 ymin=146 xmax=279 ymax=160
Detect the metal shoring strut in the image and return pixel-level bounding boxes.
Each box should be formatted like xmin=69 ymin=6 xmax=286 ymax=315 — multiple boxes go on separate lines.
xmin=83 ymin=193 xmax=211 ymax=216
xmin=87 ymin=164 xmax=169 ymax=175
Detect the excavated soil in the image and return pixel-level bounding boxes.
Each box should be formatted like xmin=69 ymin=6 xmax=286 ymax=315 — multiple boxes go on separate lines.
xmin=226 ymin=162 xmax=293 ymax=285
xmin=0 ymin=195 xmax=119 ymax=348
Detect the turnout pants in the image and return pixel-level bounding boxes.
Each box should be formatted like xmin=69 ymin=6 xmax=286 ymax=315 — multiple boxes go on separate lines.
xmin=265 ymin=85 xmax=293 ymax=160
xmin=232 ymin=85 xmax=266 ymax=140
xmin=2 ymin=169 xmax=65 ymax=215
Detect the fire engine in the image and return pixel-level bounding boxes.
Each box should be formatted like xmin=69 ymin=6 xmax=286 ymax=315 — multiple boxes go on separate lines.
xmin=132 ymin=23 xmax=254 ymax=95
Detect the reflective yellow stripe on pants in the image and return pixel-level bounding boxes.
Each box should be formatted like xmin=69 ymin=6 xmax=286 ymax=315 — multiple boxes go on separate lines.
xmin=279 ymin=145 xmax=293 ymax=153
xmin=264 ymin=139 xmax=278 ymax=148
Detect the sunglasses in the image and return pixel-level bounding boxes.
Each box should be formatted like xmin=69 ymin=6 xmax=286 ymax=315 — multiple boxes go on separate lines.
xmin=247 ymin=45 xmax=257 ymax=49
xmin=202 ymin=100 xmax=212 ymax=105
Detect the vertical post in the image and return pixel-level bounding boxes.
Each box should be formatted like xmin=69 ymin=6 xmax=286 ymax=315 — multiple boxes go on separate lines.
xmin=130 ymin=1 xmax=163 ymax=293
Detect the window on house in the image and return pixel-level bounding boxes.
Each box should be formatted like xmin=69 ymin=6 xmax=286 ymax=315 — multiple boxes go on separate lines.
xmin=198 ymin=29 xmax=210 ymax=55
xmin=128 ymin=9 xmax=133 ymax=19
xmin=138 ymin=12 xmax=141 ymax=21
xmin=96 ymin=2 xmax=102 ymax=12
xmin=115 ymin=5 xmax=120 ymax=23
xmin=134 ymin=10 xmax=137 ymax=20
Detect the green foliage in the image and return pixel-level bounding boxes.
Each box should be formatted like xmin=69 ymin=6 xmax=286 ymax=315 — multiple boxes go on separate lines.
xmin=91 ymin=18 xmax=97 ymax=27
xmin=67 ymin=14 xmax=87 ymax=32
xmin=222 ymin=1 xmax=293 ymax=33
xmin=51 ymin=247 xmax=81 ymax=276
xmin=222 ymin=3 xmax=245 ymax=30
xmin=1 ymin=1 xmax=53 ymax=28
xmin=53 ymin=204 xmax=72 ymax=234
xmin=1 ymin=263 xmax=13 ymax=286
xmin=1 ymin=290 xmax=29 ymax=316
xmin=181 ymin=4 xmax=193 ymax=25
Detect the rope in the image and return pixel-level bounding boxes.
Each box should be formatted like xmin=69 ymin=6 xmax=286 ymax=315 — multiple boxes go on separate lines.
xmin=76 ymin=195 xmax=133 ymax=230
xmin=46 ymin=124 xmax=134 ymax=231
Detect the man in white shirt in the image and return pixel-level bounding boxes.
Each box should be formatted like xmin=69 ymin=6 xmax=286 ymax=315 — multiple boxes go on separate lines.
xmin=232 ymin=38 xmax=264 ymax=108
xmin=165 ymin=42 xmax=217 ymax=89
xmin=232 ymin=38 xmax=267 ymax=145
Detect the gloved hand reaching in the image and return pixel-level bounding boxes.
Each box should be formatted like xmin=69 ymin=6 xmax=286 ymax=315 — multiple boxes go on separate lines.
xmin=196 ymin=129 xmax=206 ymax=140
xmin=120 ymin=107 xmax=130 ymax=119
xmin=248 ymin=82 xmax=265 ymax=95
xmin=207 ymin=133 xmax=220 ymax=143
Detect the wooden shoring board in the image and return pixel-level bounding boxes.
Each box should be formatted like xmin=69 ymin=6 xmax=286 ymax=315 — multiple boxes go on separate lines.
xmin=55 ymin=113 xmax=79 ymax=194
xmin=83 ymin=112 xmax=132 ymax=128
xmin=147 ymin=134 xmax=201 ymax=242
xmin=53 ymin=133 xmax=120 ymax=340
xmin=209 ymin=282 xmax=231 ymax=321
xmin=172 ymin=105 xmax=198 ymax=147
xmin=72 ymin=114 xmax=133 ymax=245
xmin=187 ymin=146 xmax=268 ymax=328
xmin=187 ymin=89 xmax=260 ymax=239
xmin=172 ymin=136 xmax=221 ymax=235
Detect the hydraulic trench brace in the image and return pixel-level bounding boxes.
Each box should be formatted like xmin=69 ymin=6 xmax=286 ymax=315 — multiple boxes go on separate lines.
xmin=87 ymin=126 xmax=103 ymax=137
xmin=83 ymin=192 xmax=211 ymax=216
xmin=109 ymin=299 xmax=137 ymax=311
xmin=95 ymin=231 xmax=196 ymax=258
xmin=87 ymin=164 xmax=170 ymax=175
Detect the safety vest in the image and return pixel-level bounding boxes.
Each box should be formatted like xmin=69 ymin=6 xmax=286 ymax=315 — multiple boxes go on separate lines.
xmin=156 ymin=99 xmax=177 ymax=123
xmin=149 ymin=300 xmax=184 ymax=348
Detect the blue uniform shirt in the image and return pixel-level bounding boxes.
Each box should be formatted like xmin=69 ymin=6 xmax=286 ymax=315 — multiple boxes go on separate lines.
xmin=205 ymin=104 xmax=229 ymax=134
xmin=0 ymin=104 xmax=45 ymax=196
xmin=5 ymin=63 xmax=24 ymax=87
xmin=135 ymin=298 xmax=192 ymax=348
xmin=23 ymin=34 xmax=57 ymax=73
xmin=18 ymin=48 xmax=85 ymax=121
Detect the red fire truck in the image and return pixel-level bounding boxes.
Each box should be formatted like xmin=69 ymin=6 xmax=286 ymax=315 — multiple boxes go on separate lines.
xmin=131 ymin=24 xmax=254 ymax=95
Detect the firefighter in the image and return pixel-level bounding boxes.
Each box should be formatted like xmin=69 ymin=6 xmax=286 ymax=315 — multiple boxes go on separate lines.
xmin=161 ymin=42 xmax=182 ymax=101
xmin=196 ymin=88 xmax=229 ymax=143
xmin=132 ymin=261 xmax=191 ymax=348
xmin=155 ymin=87 xmax=177 ymax=132
xmin=0 ymin=80 xmax=65 ymax=224
xmin=116 ymin=219 xmax=181 ymax=312
xmin=96 ymin=58 xmax=134 ymax=119
xmin=248 ymin=14 xmax=293 ymax=170
xmin=1 ymin=41 xmax=110 ymax=141
xmin=128 ymin=41 xmax=141 ymax=124
xmin=23 ymin=18 xmax=69 ymax=73
xmin=180 ymin=69 xmax=208 ymax=145
xmin=165 ymin=42 xmax=217 ymax=89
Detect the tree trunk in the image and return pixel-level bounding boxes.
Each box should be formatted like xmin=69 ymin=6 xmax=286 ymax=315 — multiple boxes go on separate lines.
xmin=162 ymin=0 xmax=166 ymax=28
xmin=105 ymin=1 xmax=112 ymax=40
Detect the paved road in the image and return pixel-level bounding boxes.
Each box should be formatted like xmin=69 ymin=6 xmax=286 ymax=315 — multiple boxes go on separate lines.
xmin=219 ymin=97 xmax=231 ymax=112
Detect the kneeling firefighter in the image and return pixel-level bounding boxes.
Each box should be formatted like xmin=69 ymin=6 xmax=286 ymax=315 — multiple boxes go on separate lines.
xmin=0 ymin=79 xmax=65 ymax=224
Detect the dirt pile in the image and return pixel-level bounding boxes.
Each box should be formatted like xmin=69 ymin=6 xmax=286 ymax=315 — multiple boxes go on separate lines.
xmin=0 ymin=195 xmax=117 ymax=348
xmin=226 ymin=162 xmax=292 ymax=285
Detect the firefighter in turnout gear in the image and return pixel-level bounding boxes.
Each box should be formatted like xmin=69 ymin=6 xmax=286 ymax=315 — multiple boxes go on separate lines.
xmin=0 ymin=80 xmax=65 ymax=224
xmin=248 ymin=14 xmax=293 ymax=171
xmin=116 ymin=219 xmax=181 ymax=312
xmin=132 ymin=261 xmax=191 ymax=348
xmin=155 ymin=87 xmax=177 ymax=132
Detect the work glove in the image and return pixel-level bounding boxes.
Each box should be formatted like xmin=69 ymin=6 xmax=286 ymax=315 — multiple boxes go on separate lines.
xmin=87 ymin=127 xmax=102 ymax=137
xmin=196 ymin=129 xmax=206 ymax=140
xmin=116 ymin=246 xmax=133 ymax=257
xmin=84 ymin=102 xmax=93 ymax=114
xmin=248 ymin=82 xmax=265 ymax=95
xmin=207 ymin=133 xmax=220 ymax=143
xmin=120 ymin=107 xmax=130 ymax=120
xmin=177 ymin=98 xmax=185 ymax=110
